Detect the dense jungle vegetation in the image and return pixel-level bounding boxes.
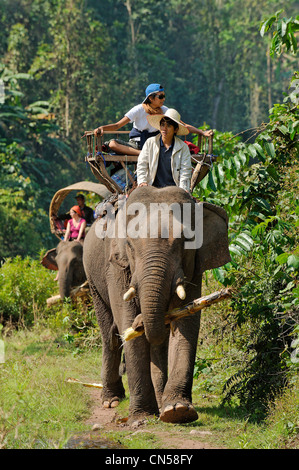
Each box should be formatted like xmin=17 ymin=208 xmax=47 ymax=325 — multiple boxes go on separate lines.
xmin=0 ymin=0 xmax=298 ymax=256
xmin=0 ymin=0 xmax=298 ymax=448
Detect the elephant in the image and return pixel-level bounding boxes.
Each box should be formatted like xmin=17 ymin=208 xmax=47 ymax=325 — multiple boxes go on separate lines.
xmin=83 ymin=185 xmax=230 ymax=424
xmin=42 ymin=240 xmax=86 ymax=299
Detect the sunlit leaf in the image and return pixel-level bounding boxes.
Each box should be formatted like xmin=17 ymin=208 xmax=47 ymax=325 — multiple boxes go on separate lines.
xmin=260 ymin=14 xmax=277 ymax=36
xmin=287 ymin=255 xmax=299 ymax=270
xmin=275 ymin=253 xmax=289 ymax=265
xmin=208 ymin=171 xmax=217 ymax=192
xmin=266 ymin=165 xmax=280 ymax=181
xmin=229 ymin=244 xmax=244 ymax=256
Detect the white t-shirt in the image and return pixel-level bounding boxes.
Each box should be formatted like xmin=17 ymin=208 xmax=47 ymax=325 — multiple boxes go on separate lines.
xmin=125 ymin=104 xmax=168 ymax=133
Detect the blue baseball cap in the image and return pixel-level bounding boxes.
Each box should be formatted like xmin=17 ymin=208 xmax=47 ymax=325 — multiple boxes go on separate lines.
xmin=143 ymin=83 xmax=164 ymax=102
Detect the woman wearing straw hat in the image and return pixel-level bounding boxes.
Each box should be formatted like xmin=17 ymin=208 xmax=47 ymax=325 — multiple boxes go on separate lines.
xmin=94 ymin=83 xmax=212 ymax=156
xmin=136 ymin=108 xmax=192 ymax=193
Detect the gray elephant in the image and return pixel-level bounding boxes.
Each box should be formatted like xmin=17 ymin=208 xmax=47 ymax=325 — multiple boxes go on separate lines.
xmin=83 ymin=186 xmax=230 ymax=424
xmin=42 ymin=240 xmax=86 ymax=299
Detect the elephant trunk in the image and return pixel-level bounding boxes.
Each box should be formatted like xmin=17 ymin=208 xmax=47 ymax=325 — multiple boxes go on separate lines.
xmin=138 ymin=251 xmax=171 ymax=346
xmin=58 ymin=266 xmax=73 ymax=299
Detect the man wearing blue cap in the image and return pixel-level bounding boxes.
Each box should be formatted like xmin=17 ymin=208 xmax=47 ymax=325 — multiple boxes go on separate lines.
xmin=94 ymin=83 xmax=212 ymax=156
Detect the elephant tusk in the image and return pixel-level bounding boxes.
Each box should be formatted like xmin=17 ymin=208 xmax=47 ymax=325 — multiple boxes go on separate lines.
xmin=176 ymin=285 xmax=186 ymax=300
xmin=123 ymin=286 xmax=136 ymax=301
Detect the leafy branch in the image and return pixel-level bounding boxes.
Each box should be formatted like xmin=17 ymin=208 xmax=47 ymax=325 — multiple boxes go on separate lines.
xmin=192 ymin=12 xmax=299 ymax=414
xmin=260 ymin=9 xmax=299 ymax=56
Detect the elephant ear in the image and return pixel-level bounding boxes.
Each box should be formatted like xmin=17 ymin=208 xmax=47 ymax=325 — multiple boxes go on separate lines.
xmin=41 ymin=248 xmax=58 ymax=271
xmin=109 ymin=238 xmax=129 ymax=269
xmin=196 ymin=202 xmax=231 ymax=274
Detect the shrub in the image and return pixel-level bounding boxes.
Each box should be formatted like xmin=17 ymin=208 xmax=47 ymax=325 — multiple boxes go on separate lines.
xmin=192 ymin=75 xmax=298 ymax=418
xmin=0 ymin=255 xmax=55 ymax=325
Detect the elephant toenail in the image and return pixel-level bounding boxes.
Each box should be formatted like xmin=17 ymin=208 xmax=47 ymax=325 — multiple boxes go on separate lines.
xmin=175 ymin=403 xmax=187 ymax=411
xmin=164 ymin=405 xmax=173 ymax=413
xmin=110 ymin=399 xmax=119 ymax=408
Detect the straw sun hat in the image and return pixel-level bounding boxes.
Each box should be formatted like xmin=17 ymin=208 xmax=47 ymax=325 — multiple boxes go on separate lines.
xmin=147 ymin=108 xmax=189 ymax=136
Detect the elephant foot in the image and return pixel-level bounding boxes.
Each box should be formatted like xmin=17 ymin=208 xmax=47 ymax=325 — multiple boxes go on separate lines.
xmin=160 ymin=402 xmax=198 ymax=424
xmin=102 ymin=380 xmax=125 ymax=409
xmin=102 ymin=397 xmax=121 ymax=409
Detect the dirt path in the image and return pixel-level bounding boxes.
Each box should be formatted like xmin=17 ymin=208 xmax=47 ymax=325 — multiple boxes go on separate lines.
xmin=83 ymin=389 xmax=227 ymax=450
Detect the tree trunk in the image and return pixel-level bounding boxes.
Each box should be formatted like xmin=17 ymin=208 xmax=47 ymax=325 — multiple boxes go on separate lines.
xmin=125 ymin=0 xmax=135 ymax=47
xmin=267 ymin=46 xmax=272 ymax=110
xmin=212 ymin=78 xmax=224 ymax=129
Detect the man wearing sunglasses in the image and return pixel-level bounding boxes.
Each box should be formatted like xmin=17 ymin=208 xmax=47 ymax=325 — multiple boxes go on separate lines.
xmin=94 ymin=83 xmax=212 ymax=156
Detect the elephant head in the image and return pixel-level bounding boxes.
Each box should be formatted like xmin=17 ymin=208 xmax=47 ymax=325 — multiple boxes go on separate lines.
xmin=109 ymin=186 xmax=230 ymax=346
xmin=41 ymin=240 xmax=86 ymax=299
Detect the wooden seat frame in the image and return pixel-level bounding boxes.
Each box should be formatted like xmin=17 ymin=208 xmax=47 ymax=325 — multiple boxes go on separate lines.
xmin=84 ymin=130 xmax=216 ymax=194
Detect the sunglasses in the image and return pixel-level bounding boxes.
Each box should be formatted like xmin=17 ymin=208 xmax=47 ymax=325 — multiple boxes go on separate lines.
xmin=157 ymin=93 xmax=165 ymax=99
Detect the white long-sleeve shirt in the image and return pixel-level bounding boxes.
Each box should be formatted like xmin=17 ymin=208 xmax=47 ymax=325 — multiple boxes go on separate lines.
xmin=137 ymin=134 xmax=192 ymax=192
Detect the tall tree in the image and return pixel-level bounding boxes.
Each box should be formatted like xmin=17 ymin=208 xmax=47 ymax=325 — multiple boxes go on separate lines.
xmin=0 ymin=67 xmax=74 ymax=257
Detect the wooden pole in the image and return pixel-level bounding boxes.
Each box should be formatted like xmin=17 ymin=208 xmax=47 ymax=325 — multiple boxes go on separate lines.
xmin=121 ymin=288 xmax=233 ymax=342
xmin=46 ymin=281 xmax=90 ymax=306
xmin=46 ymin=294 xmax=61 ymax=307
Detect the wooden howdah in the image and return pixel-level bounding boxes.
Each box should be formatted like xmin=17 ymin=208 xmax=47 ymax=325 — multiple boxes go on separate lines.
xmin=83 ymin=130 xmax=216 ymax=194
xmin=49 ymin=181 xmax=112 ymax=239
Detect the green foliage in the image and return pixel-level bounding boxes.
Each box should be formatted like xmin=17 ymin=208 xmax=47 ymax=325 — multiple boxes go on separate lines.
xmin=0 ymin=256 xmax=55 ymax=324
xmin=0 ymin=0 xmax=297 ymax=259
xmin=1 ymin=0 xmax=298 ymax=139
xmin=0 ymin=0 xmax=297 ymax=425
xmin=260 ymin=10 xmax=299 ymax=56
xmin=48 ymin=297 xmax=101 ymax=351
xmin=0 ymin=254 xmax=100 ymax=349
xmin=192 ymin=55 xmax=298 ymax=417
xmin=0 ymin=65 xmax=77 ymax=257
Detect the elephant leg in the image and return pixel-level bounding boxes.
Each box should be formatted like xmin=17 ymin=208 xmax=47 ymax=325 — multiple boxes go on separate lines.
xmin=150 ymin=338 xmax=169 ymax=410
xmin=89 ymin=280 xmax=125 ymax=407
xmin=124 ymin=336 xmax=159 ymax=423
xmin=160 ymin=313 xmax=201 ymax=424
xmin=101 ymin=323 xmax=125 ymax=409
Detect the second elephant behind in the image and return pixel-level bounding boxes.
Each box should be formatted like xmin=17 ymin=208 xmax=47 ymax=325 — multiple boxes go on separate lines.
xmin=42 ymin=240 xmax=86 ymax=299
